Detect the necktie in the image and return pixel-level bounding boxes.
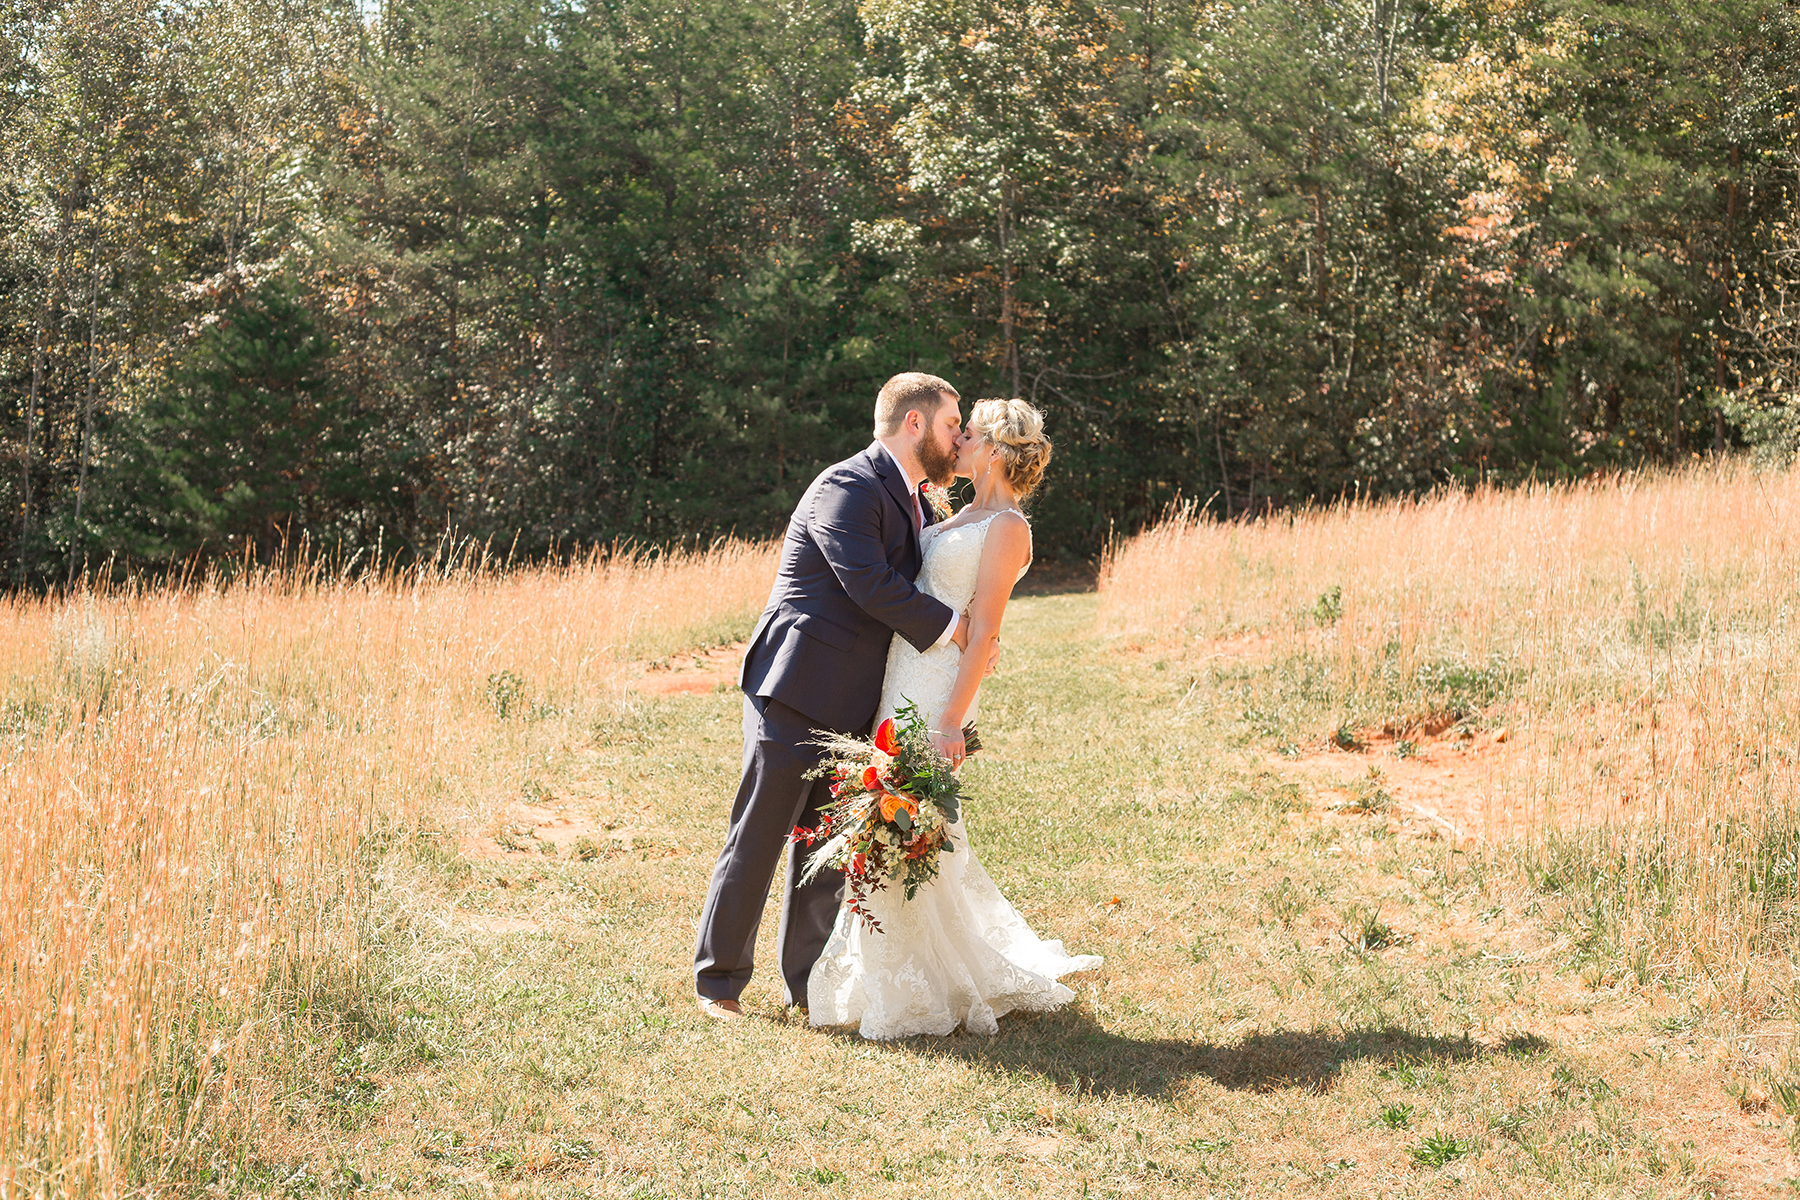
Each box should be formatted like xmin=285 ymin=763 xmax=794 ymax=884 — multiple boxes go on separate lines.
xmin=913 ymin=486 xmax=925 ymax=532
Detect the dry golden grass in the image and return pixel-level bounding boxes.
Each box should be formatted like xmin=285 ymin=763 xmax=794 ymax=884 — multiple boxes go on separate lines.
xmin=0 ymin=540 xmax=774 ymax=1195
xmin=28 ymin=468 xmax=1800 ymax=1198
xmin=259 ymin=583 xmax=1799 ymax=1197
xmin=1099 ymin=461 xmax=1800 ymax=1009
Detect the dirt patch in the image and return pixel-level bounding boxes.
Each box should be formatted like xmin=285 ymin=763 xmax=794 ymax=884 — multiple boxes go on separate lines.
xmin=1010 ymin=1132 xmax=1068 ymax=1160
xmin=631 ymin=641 xmax=744 ymax=696
xmin=1268 ymin=697 xmax=1764 ymax=843
xmin=1269 ymin=721 xmax=1524 ymax=846
xmin=457 ymin=801 xmax=679 ymax=862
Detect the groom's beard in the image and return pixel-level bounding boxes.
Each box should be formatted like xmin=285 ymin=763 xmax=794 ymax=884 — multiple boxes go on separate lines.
xmin=916 ymin=430 xmax=958 ymax=489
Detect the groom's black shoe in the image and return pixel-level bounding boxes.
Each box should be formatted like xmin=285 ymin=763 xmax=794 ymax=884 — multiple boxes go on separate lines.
xmin=698 ymin=996 xmax=744 ymax=1021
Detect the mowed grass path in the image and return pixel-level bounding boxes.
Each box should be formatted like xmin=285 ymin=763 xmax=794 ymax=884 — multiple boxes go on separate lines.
xmin=284 ymin=590 xmax=1796 ymax=1198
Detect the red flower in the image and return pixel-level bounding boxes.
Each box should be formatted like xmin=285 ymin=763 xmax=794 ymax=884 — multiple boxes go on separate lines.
xmin=849 ymin=851 xmax=866 ymax=875
xmin=861 ymin=765 xmax=882 ymax=792
xmin=874 ymin=718 xmax=899 ymax=756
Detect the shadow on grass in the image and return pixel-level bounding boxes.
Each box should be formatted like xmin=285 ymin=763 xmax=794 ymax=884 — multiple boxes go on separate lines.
xmin=849 ymin=1006 xmax=1550 ymax=1099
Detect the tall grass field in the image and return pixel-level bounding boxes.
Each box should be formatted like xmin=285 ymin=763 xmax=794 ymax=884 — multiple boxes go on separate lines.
xmin=1100 ymin=462 xmax=1800 ymax=996
xmin=0 ymin=541 xmax=776 ymax=1194
xmin=14 ymin=465 xmax=1800 ymax=1196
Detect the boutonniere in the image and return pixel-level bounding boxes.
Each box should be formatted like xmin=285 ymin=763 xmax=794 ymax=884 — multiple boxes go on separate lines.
xmin=921 ymin=482 xmax=954 ymax=523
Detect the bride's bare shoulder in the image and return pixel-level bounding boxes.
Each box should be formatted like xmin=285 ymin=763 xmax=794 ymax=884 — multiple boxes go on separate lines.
xmin=981 ymin=511 xmax=1031 ymax=562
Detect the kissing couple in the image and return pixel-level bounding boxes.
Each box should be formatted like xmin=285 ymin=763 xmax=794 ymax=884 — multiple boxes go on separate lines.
xmin=693 ymin=372 xmax=1101 ymax=1040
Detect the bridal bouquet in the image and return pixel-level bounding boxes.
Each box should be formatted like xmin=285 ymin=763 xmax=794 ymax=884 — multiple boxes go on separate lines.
xmin=792 ymin=702 xmax=964 ymax=933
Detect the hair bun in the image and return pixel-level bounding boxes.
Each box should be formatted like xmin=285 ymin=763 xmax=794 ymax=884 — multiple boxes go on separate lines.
xmin=967 ymin=398 xmax=1052 ymax=501
xmin=987 ymin=400 xmax=1043 ymax=446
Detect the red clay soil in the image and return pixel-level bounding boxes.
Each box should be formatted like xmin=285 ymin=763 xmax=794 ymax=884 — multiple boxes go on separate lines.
xmin=1270 ymin=696 xmax=1756 ymax=845
xmin=630 ymin=642 xmax=745 ymax=696
xmin=1271 ymin=719 xmax=1528 ymax=847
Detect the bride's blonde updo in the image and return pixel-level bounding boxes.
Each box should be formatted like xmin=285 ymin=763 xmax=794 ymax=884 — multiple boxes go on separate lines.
xmin=967 ymin=398 xmax=1052 ymax=501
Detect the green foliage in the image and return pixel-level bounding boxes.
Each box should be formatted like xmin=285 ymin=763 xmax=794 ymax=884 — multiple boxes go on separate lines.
xmin=1260 ymin=876 xmax=1309 ymax=927
xmin=1340 ymin=903 xmax=1398 ymax=952
xmin=1313 ymin=586 xmax=1343 ymax=627
xmin=1 ymin=0 xmax=1797 ymax=577
xmin=1379 ymin=1102 xmax=1415 ymax=1129
xmin=96 ymin=280 xmax=373 ymax=561
xmin=486 ymin=671 xmax=527 ymax=720
xmin=1409 ymin=1130 xmax=1472 ymax=1167
xmin=1338 ymin=767 xmax=1394 ymax=815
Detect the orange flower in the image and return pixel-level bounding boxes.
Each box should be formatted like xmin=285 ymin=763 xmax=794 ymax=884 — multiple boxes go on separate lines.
xmin=874 ymin=718 xmax=899 ymax=756
xmin=878 ymin=790 xmax=918 ymax=824
xmin=861 ymin=764 xmax=882 ymax=792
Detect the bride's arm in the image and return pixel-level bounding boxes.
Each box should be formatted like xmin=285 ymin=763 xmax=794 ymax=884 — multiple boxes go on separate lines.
xmin=929 ymin=513 xmax=1032 ymax=765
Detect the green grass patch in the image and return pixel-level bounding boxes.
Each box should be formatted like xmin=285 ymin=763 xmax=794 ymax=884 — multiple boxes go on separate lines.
xmin=243 ymin=591 xmax=1743 ymax=1195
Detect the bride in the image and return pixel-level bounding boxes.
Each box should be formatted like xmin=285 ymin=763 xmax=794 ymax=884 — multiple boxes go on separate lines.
xmin=807 ymin=397 xmax=1101 ymax=1039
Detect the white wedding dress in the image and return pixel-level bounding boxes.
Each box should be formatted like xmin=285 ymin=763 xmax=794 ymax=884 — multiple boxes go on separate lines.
xmin=807 ymin=513 xmax=1102 ymax=1039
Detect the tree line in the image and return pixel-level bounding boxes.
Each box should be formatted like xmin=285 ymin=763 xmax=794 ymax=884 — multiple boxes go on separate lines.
xmin=2 ymin=0 xmax=1795 ymax=577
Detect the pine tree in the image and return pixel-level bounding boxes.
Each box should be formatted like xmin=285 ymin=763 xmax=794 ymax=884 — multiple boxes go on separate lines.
xmin=99 ymin=281 xmax=370 ymax=562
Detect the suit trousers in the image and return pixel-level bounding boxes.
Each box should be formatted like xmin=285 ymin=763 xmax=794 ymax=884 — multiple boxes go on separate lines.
xmin=693 ymin=693 xmax=846 ymax=1007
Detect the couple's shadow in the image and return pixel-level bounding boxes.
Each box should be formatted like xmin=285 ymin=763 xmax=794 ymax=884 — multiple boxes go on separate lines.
xmin=826 ymin=1006 xmax=1548 ymax=1099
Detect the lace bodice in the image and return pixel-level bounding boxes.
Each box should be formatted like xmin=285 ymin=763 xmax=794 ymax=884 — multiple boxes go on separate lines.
xmin=876 ymin=513 xmax=1026 ymax=730
xmin=918 ymin=515 xmax=1006 ymax=611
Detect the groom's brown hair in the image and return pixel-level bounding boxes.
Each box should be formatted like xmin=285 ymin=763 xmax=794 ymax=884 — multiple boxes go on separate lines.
xmin=873 ymin=372 xmax=959 ymax=437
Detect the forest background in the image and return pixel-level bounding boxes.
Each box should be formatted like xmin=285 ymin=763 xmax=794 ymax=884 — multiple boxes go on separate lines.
xmin=2 ymin=0 xmax=1797 ymax=579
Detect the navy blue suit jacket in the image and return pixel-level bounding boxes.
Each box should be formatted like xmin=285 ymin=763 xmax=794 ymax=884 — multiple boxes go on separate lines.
xmin=739 ymin=442 xmax=956 ymax=732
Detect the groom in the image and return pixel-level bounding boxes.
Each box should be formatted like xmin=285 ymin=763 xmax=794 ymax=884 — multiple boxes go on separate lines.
xmin=693 ymin=372 xmax=972 ymax=1020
